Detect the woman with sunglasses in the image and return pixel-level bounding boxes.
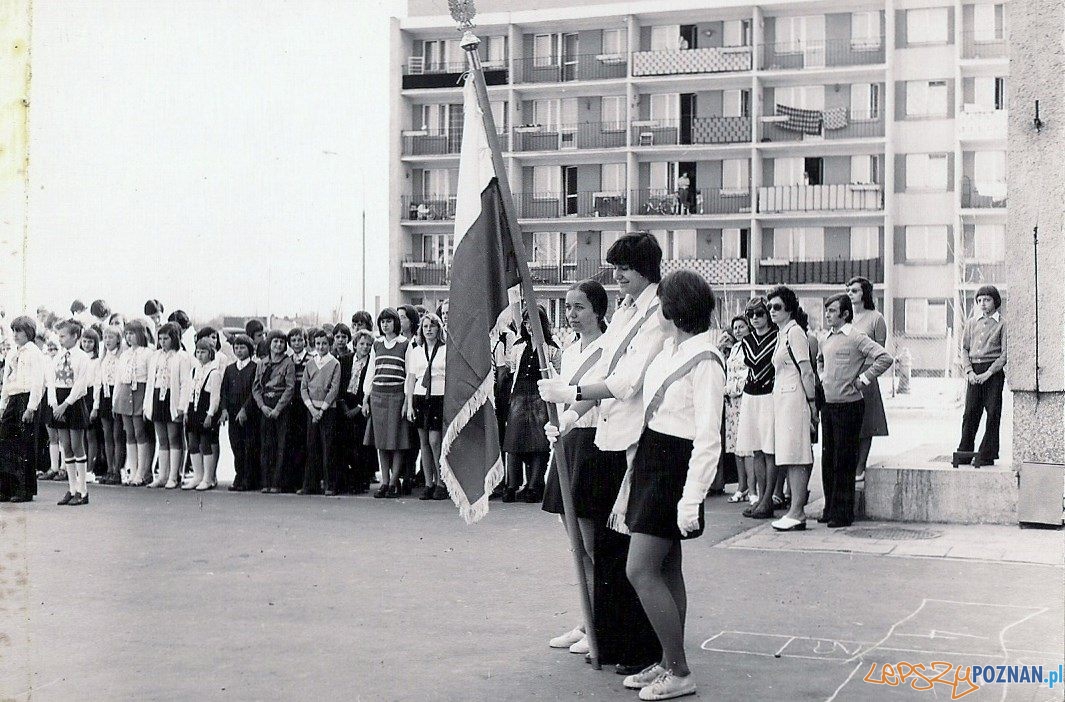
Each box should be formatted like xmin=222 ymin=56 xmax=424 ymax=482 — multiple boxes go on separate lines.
xmin=723 ymin=315 xmax=753 ymax=503
xmin=845 ymin=277 xmax=889 ymax=480
xmin=734 ymin=297 xmax=779 ymax=516
xmin=764 ymin=286 xmax=818 ymax=531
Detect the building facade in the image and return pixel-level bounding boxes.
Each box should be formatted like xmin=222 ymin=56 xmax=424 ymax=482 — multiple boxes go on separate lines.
xmin=389 ymin=0 xmax=1008 ymax=375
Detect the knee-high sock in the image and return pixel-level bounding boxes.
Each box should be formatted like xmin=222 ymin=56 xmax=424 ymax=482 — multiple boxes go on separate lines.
xmin=137 ymin=443 xmax=153 ymax=483
xmin=65 ymin=459 xmax=77 ymax=493
xmin=150 ymin=450 xmax=170 ymax=487
xmin=186 ymin=453 xmax=204 ymax=488
xmin=123 ymin=443 xmax=137 ymax=482
xmin=50 ymin=444 xmax=62 ymax=473
xmin=74 ymin=456 xmax=88 ymax=494
xmin=166 ymin=448 xmax=183 ymax=486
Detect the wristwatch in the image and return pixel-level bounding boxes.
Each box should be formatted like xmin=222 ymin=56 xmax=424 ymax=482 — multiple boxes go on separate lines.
xmin=575 ymin=385 xmax=583 ymax=401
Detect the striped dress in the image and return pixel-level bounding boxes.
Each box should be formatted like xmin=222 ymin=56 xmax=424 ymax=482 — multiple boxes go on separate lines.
xmin=363 ymin=336 xmax=414 ymax=451
xmin=735 ymin=327 xmax=778 ymax=455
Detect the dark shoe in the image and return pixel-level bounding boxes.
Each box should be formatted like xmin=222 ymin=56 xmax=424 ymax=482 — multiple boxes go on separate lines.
xmin=400 ymin=480 xmax=413 ymax=496
xmin=419 ymin=487 xmax=435 ymax=501
xmin=523 ymin=488 xmax=543 ymax=504
xmin=432 ymin=485 xmax=449 ymax=501
xmin=228 ymin=485 xmax=240 ymax=492
xmin=68 ymin=493 xmax=87 ymax=506
xmin=615 ymin=663 xmax=648 ymax=676
xmin=827 ymin=520 xmax=851 ymax=528
xmin=9 ymin=495 xmax=31 ymax=503
xmin=816 ymin=514 xmax=830 ymax=524
xmin=387 ymin=484 xmax=400 ymax=498
xmin=373 ymin=486 xmax=389 ymax=498
xmin=0 ymin=495 xmax=10 ymax=502
xmin=57 ymin=491 xmax=74 ymax=505
xmin=501 ymin=487 xmax=517 ymax=503
xmin=513 ymin=487 xmax=528 ymax=502
xmin=748 ymin=508 xmax=775 ymax=520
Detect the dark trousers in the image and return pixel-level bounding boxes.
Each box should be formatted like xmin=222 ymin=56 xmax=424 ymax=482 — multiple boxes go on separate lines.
xmin=228 ymin=408 xmax=260 ymax=489
xmin=0 ymin=394 xmax=39 ymax=499
xmin=304 ymin=407 xmax=337 ymax=492
xmin=351 ymin=412 xmax=375 ymax=489
xmin=260 ymin=408 xmax=289 ymax=490
xmin=958 ymin=362 xmax=1004 ymax=461
xmin=821 ymin=400 xmax=865 ymax=525
xmin=284 ymin=402 xmax=309 ymax=492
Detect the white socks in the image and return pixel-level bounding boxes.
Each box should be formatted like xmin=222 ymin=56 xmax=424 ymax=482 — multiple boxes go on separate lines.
xmin=50 ymin=444 xmax=62 ymax=473
xmin=149 ymin=450 xmax=169 ymax=488
xmin=123 ymin=443 xmax=137 ymax=483
xmin=136 ymin=443 xmax=153 ymax=483
xmin=197 ymin=452 xmax=217 ymax=490
xmin=74 ymin=456 xmax=88 ymax=495
xmin=184 ymin=453 xmax=204 ymax=490
xmin=65 ymin=459 xmax=77 ymax=493
xmin=166 ymin=449 xmax=183 ymax=488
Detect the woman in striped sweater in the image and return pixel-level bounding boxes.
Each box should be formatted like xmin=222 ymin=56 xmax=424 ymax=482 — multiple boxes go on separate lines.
xmin=362 ymin=308 xmax=415 ymax=498
xmin=734 ymin=296 xmax=780 ymax=517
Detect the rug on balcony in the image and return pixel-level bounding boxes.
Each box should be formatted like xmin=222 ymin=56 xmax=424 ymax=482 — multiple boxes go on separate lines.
xmin=823 ymin=107 xmax=848 ymax=131
xmin=692 ymin=117 xmax=747 ymax=144
xmin=777 ymin=104 xmax=822 ymax=135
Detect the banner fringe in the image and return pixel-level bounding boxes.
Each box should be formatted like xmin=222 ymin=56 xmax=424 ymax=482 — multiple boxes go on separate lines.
xmin=440 ymin=372 xmax=504 ymax=524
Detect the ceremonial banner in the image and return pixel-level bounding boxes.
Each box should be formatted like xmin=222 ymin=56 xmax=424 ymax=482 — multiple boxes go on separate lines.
xmin=440 ymin=76 xmax=520 ymax=523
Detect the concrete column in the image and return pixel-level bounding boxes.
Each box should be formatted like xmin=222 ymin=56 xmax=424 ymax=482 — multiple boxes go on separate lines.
xmin=882 ymin=0 xmax=896 ymax=338
xmin=388 ymin=17 xmax=405 ymax=309
xmin=1006 ymin=0 xmax=1065 ymax=465
xmin=951 ymin=0 xmax=964 ymax=368
xmin=0 ymin=0 xmax=32 ymax=315
xmin=626 ymin=14 xmax=637 ymax=223
xmin=749 ymin=6 xmax=764 ymax=286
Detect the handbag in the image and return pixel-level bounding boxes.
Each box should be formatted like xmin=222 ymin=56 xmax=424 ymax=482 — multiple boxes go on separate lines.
xmin=784 ymin=333 xmax=822 ymax=444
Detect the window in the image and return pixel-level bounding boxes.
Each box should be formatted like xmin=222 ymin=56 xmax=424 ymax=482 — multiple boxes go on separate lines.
xmin=601 ymin=96 xmax=625 ymax=129
xmin=773 ymin=157 xmax=805 ymax=186
xmin=775 ymin=85 xmax=825 ymax=111
xmin=906 ymin=8 xmax=949 ymax=45
xmin=904 ymin=225 xmax=949 ymax=262
xmin=723 ymin=89 xmax=749 ymax=118
xmin=723 ymin=19 xmax=749 ymax=47
xmin=422 ymin=233 xmax=454 ymax=264
xmin=601 ymin=163 xmax=625 ymax=194
xmin=486 ymin=36 xmax=507 ymax=66
xmin=423 ymin=169 xmax=451 ymax=200
xmin=851 ymin=11 xmax=881 ymax=47
xmin=850 ymin=83 xmax=879 ymax=119
xmin=850 ymin=155 xmax=878 ymax=184
xmin=671 ymin=230 xmax=697 ymax=260
xmin=649 ymin=230 xmax=669 ymax=254
xmin=532 ymin=232 xmax=561 ymax=264
xmin=533 ymin=34 xmax=555 ymax=67
xmin=600 ymin=230 xmax=623 ymax=260
xmin=973 ymin=77 xmax=1007 ymax=110
xmin=533 ymin=99 xmax=559 ymax=129
xmin=851 ymin=227 xmax=879 ymax=258
xmin=420 ymin=104 xmax=447 ymax=134
xmin=775 ymin=16 xmax=805 ymax=52
xmin=906 ymin=80 xmax=949 ymax=117
xmin=723 ymin=228 xmax=745 ymax=258
xmin=773 ymin=227 xmax=824 ymax=261
xmin=973 ymin=4 xmax=1000 ymax=41
xmin=490 ymin=101 xmax=507 ymax=133
xmin=974 ymin=150 xmax=1006 ymax=187
xmin=904 ymin=299 xmax=948 ymax=335
xmin=905 ymin=153 xmax=949 ymax=191
xmin=973 ymin=224 xmax=1005 ymax=262
xmin=650 ymin=161 xmax=674 ymax=190
xmin=650 ymin=25 xmax=680 ymax=51
xmin=560 ymin=98 xmax=578 ymax=129
xmin=722 ymin=159 xmax=750 ymax=192
xmin=532 ymin=165 xmax=560 ymax=195
xmin=602 ymin=28 xmax=627 ymax=55
xmin=650 ymin=93 xmax=679 ymax=122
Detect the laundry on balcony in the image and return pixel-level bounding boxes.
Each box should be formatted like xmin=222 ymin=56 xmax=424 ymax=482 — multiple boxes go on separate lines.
xmin=823 ymin=107 xmax=849 ymax=131
xmin=776 ymin=104 xmax=823 ymax=135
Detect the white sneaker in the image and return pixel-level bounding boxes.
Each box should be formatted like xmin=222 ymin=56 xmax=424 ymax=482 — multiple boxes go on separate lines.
xmin=568 ymin=636 xmax=589 ymax=654
xmin=638 ymin=670 xmax=697 ymax=700
xmin=549 ymin=626 xmax=584 ymax=649
xmin=623 ymin=663 xmax=666 ymax=689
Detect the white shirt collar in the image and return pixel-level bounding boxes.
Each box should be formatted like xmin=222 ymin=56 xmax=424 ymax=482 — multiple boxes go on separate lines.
xmin=631 ymin=283 xmax=659 ymax=314
xmin=986 ymin=311 xmax=1001 ymax=322
xmin=829 ymin=323 xmax=853 ymax=336
xmin=315 ymin=353 xmax=335 ymax=368
xmin=235 ymin=358 xmax=251 ymax=370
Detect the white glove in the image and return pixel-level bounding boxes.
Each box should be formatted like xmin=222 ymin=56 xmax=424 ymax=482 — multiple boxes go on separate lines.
xmin=538 ymin=377 xmax=578 ymax=404
xmin=544 ymin=422 xmax=560 ymax=445
xmin=676 ymin=499 xmax=701 ymax=537
xmin=544 ymin=409 xmax=578 ymax=445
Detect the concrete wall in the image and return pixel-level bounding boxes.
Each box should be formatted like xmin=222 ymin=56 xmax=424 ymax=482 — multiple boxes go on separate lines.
xmin=1006 ymin=0 xmax=1065 ymax=464
xmin=0 ymin=0 xmax=31 ymax=314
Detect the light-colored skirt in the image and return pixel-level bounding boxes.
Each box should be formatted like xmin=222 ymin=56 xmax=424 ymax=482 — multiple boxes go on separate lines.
xmin=112 ymin=382 xmax=145 ymax=417
xmin=859 ymin=379 xmax=889 ymax=438
xmin=735 ymin=392 xmax=774 ymax=455
xmin=772 ymin=383 xmax=813 ymax=466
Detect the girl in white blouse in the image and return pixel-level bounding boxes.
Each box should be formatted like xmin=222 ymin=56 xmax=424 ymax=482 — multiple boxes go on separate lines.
xmin=113 ymin=320 xmax=154 ymax=485
xmin=144 ymin=323 xmax=191 ymax=488
xmin=614 ymin=270 xmax=725 ymax=701
xmin=94 ymin=326 xmax=126 ymax=485
xmin=404 ymin=312 xmax=448 ymax=500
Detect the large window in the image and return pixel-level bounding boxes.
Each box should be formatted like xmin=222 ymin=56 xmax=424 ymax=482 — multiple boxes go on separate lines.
xmin=422 ymin=233 xmax=454 ymax=263
xmin=723 ymin=228 xmax=745 ymax=259
xmin=533 ymin=34 xmax=555 ymax=67
xmin=906 ymin=8 xmax=949 ymax=45
xmin=774 ymin=85 xmax=825 ymax=111
xmin=851 ymin=11 xmax=881 ymax=47
xmin=904 ymin=225 xmax=949 ymax=262
xmin=601 ymin=96 xmax=625 ymax=128
xmin=650 ymin=25 xmax=680 ymax=51
xmin=419 ymin=104 xmax=448 ymax=134
xmin=723 ymin=19 xmax=750 ymax=47
xmin=722 ymin=159 xmax=750 ymax=192
xmin=906 ymin=80 xmax=949 ymax=118
xmin=601 ymin=163 xmax=626 ymax=194
xmin=422 ymin=169 xmax=451 ymax=199
xmin=486 ymin=36 xmax=507 ymax=66
xmin=649 ymin=161 xmax=674 ymax=190
xmin=974 ymin=151 xmax=1007 ymax=189
xmin=532 ymin=99 xmax=560 ymax=129
xmin=602 ymin=28 xmax=627 ymax=55
xmin=531 ymin=232 xmax=561 ymax=265
xmin=973 ymin=224 xmax=1006 ymax=262
xmin=773 ymin=157 xmax=805 ymax=186
xmin=851 ymin=155 xmax=878 ymax=185
xmin=773 ymin=227 xmax=824 ymax=261
xmin=649 ymin=93 xmax=679 ymax=122
xmin=532 ymin=165 xmax=560 ymax=195
xmin=723 ymin=89 xmax=749 ymax=118
xmin=905 ymin=153 xmax=949 ymax=191
xmin=670 ymin=230 xmax=698 ymax=260
xmin=850 ymin=227 xmax=879 ymax=259
xmin=904 ymin=299 xmax=948 ymax=335
xmin=850 ymin=83 xmax=879 ymax=118
xmin=973 ymin=4 xmax=1002 ymax=41
xmin=972 ymin=76 xmax=1007 ymax=110
xmin=600 ymin=231 xmax=623 ymax=260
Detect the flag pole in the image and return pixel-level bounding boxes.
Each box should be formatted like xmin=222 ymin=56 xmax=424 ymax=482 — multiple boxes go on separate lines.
xmin=457 ymin=27 xmax=600 ymax=671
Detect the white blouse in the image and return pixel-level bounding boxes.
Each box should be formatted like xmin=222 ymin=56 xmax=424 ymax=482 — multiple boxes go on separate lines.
xmin=406 ymin=341 xmax=447 ymax=397
xmin=642 ymin=331 xmax=725 ymax=511
xmin=47 ymin=346 xmax=92 ymax=408
xmin=189 ymin=359 xmax=223 ymax=416
xmin=557 ymin=333 xmax=607 ymax=429
xmin=0 ymin=342 xmax=46 ymax=412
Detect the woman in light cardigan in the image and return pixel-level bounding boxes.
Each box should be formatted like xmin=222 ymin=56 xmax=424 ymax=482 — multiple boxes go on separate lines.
xmin=143 ymin=322 xmax=191 ymax=488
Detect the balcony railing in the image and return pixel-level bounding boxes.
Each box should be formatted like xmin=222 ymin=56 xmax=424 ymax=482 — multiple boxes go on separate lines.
xmin=402 ymin=131 xmax=508 ymax=155
xmin=756 ymin=183 xmax=883 ymax=213
xmin=962 ymin=32 xmax=1007 ymax=60
xmin=402 ymin=196 xmax=456 ymax=221
xmin=661 ymin=258 xmax=750 ymax=284
xmin=956 ymin=109 xmax=1007 ymax=141
xmin=402 ymin=59 xmax=507 ymax=89
xmin=758 ymin=257 xmax=884 ymax=285
xmin=759 ymin=110 xmax=884 ymax=142
xmin=632 ymin=45 xmax=753 ymax=76
xmin=961 ymin=177 xmax=1006 ymax=209
xmin=760 ymin=37 xmax=885 ymax=70
xmin=517 ymin=191 xmax=627 ymax=219
xmin=961 ymin=261 xmax=1007 ymax=284
xmin=631 ymin=116 xmax=750 ymax=146
xmin=513 ymin=121 xmax=627 ymax=151
xmin=402 ymin=258 xmax=616 ymax=287
xmin=514 ymin=52 xmax=627 ymax=84
xmin=402 ymin=261 xmax=450 ymax=286
xmin=634 ymin=188 xmax=751 ymax=216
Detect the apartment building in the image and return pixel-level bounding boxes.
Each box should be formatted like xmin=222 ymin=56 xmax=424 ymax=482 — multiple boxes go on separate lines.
xmin=389 ymin=0 xmax=1008 ymax=375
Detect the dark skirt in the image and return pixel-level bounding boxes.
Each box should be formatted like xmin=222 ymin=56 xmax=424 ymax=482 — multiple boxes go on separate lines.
xmin=97 ymin=391 xmax=115 ymax=421
xmin=412 ymin=394 xmax=444 ymax=432
xmin=859 ymin=378 xmax=889 ymax=438
xmin=83 ymin=392 xmax=100 ymax=429
xmin=365 ymin=388 xmax=413 ymax=451
xmin=47 ymin=387 xmax=88 ymax=430
xmin=0 ymin=393 xmax=40 ymax=498
xmin=185 ymin=398 xmax=220 ymax=444
xmin=626 ymin=428 xmax=704 ymax=541
xmin=151 ymin=389 xmax=173 ymax=424
xmin=542 ymin=427 xmax=598 ymax=516
xmin=502 ymin=389 xmax=549 ymax=453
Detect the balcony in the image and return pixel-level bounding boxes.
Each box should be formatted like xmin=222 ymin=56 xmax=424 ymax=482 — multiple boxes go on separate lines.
xmin=758 ymin=257 xmax=884 ymax=285
xmin=962 ymin=32 xmax=1007 ymax=60
xmin=403 ymin=130 xmax=508 ymax=156
xmin=661 ymin=258 xmax=749 ymax=284
xmin=631 ymin=116 xmax=750 ymax=146
xmin=759 ymin=110 xmax=884 ymax=142
xmin=961 ymin=177 xmax=1007 ymax=209
xmin=402 ymin=260 xmax=450 ymax=286
xmin=402 ymin=258 xmax=615 ymax=287
xmin=402 ymin=59 xmax=508 ymax=90
xmin=631 ymin=46 xmax=752 ymax=76
xmin=760 ymin=37 xmax=885 ymax=70
xmin=517 ymin=191 xmax=627 ymax=219
xmin=961 ymin=261 xmax=1007 ymax=285
xmin=634 ymin=188 xmax=751 ymax=216
xmin=402 ymin=196 xmax=456 ymax=221
xmin=514 ymin=53 xmax=627 ymax=84
xmin=756 ymin=184 xmax=883 ymax=213
xmin=957 ymin=109 xmax=1007 ymax=141
xmin=514 ymin=121 xmax=626 ymax=152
